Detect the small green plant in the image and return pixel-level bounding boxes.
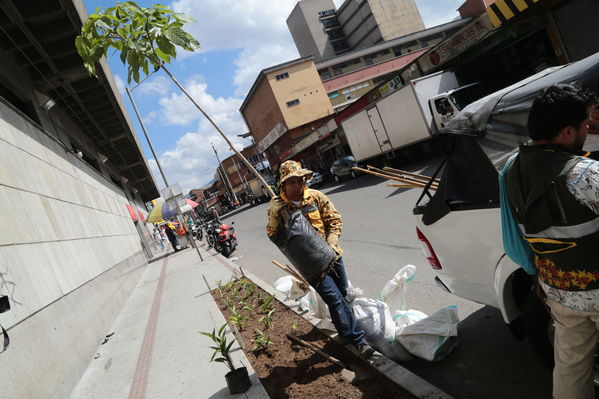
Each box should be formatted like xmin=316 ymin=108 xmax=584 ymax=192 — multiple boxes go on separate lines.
xmin=199 ymin=323 xmax=237 ymax=371
xmin=258 ymin=309 xmax=275 ymax=329
xmin=223 ymin=296 xmax=233 ymax=309
xmin=291 ymin=320 xmax=299 ymax=332
xmin=259 ymin=294 xmax=275 ymax=313
xmin=252 ymin=329 xmax=273 ymax=352
xmin=237 ymin=301 xmax=253 ymax=312
xmin=229 ymin=306 xmax=247 ymax=328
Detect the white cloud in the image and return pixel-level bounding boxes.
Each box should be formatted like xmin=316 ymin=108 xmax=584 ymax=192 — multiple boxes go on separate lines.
xmin=136 ymin=75 xmax=171 ymax=96
xmin=156 ymin=76 xmax=244 ymax=131
xmin=413 ymin=0 xmax=463 ymax=28
xmin=149 ymin=129 xmax=248 ymax=193
xmin=146 ymin=76 xmax=250 ymax=191
xmin=113 ymin=74 xmax=126 ymax=94
xmin=171 ymin=0 xmax=299 ymax=96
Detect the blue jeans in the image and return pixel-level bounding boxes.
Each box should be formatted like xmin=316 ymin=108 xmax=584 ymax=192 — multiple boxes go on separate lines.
xmin=311 ymin=258 xmax=366 ymax=347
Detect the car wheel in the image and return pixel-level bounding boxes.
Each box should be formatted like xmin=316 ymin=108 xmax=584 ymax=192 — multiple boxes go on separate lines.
xmin=522 ymin=292 xmax=554 ymax=368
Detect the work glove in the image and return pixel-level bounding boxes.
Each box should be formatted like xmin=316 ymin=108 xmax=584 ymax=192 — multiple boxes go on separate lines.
xmin=326 ymin=233 xmax=341 ymax=255
xmin=269 ymin=197 xmax=287 ymax=217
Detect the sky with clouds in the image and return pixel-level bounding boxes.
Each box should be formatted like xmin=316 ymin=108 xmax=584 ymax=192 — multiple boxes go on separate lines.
xmin=84 ymin=0 xmax=464 ymax=195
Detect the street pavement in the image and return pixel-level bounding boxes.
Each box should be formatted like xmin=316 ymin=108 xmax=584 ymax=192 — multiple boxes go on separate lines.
xmin=221 ymin=155 xmax=553 ymax=399
xmin=69 ymin=244 xmax=269 ymax=399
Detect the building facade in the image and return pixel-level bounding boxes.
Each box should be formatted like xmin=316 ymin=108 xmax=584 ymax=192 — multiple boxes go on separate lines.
xmin=287 ymin=0 xmax=425 ymax=62
xmin=287 ymin=0 xmax=339 ymax=62
xmin=0 ymin=1 xmax=161 ymax=397
xmin=240 ymin=57 xmax=334 ymax=170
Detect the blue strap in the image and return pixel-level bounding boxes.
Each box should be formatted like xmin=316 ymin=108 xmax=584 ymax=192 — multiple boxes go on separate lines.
xmin=499 ymin=154 xmax=536 ymax=275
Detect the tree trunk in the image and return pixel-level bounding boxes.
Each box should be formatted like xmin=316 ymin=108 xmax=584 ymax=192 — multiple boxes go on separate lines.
xmin=160 ymin=64 xmax=275 ymax=198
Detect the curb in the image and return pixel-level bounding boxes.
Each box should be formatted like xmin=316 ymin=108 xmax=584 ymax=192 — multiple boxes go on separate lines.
xmin=212 ymin=252 xmax=454 ymax=399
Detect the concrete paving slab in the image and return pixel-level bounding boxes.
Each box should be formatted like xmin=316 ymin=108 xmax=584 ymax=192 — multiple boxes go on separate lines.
xmin=69 ymin=245 xmax=269 ymax=399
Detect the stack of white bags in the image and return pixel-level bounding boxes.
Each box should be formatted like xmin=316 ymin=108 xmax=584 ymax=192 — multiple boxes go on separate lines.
xmin=274 ymin=265 xmax=459 ymax=362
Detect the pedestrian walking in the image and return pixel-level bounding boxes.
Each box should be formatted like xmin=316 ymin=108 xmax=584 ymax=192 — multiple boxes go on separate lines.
xmin=162 ymin=224 xmax=180 ymax=252
xmin=153 ymin=227 xmax=164 ymax=251
xmin=266 ymin=160 xmax=374 ymax=359
xmin=503 ymin=84 xmax=599 ymax=399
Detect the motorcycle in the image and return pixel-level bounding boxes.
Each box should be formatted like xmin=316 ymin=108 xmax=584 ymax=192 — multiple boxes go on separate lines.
xmin=212 ymin=221 xmax=237 ymax=258
xmin=191 ymin=222 xmax=203 ymax=241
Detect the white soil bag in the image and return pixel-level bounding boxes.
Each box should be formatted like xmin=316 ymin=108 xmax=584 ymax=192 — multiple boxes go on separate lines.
xmin=348 ymin=285 xmax=412 ymax=362
xmin=396 ymin=305 xmax=460 ymax=361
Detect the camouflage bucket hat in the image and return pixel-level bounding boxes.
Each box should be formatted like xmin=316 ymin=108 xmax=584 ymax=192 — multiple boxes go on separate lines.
xmin=279 ymin=160 xmax=313 ymax=184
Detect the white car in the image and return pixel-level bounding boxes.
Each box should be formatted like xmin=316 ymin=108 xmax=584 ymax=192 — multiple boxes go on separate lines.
xmin=307 ymin=172 xmax=323 ymax=187
xmin=413 ymin=53 xmax=599 ymax=377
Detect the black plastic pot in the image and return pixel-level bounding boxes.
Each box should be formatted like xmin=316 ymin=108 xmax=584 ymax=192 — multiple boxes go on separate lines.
xmin=225 ymin=366 xmax=251 ymax=394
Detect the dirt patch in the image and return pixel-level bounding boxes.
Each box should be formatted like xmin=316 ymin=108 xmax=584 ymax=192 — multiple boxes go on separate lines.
xmin=210 ymin=277 xmax=415 ymax=398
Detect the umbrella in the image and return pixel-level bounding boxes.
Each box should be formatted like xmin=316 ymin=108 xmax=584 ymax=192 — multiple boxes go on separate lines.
xmin=147 ymin=199 xmax=199 ymax=223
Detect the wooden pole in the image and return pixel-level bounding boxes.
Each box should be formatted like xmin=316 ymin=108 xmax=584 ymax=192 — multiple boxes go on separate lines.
xmin=383 ymin=166 xmax=441 ymax=183
xmin=286 ymin=333 xmax=347 ymax=369
xmin=387 ymin=183 xmax=428 ymax=189
xmin=367 ymin=165 xmax=434 ymax=185
xmin=272 ymin=260 xmax=309 ymax=286
xmin=353 ymin=167 xmax=438 ymax=189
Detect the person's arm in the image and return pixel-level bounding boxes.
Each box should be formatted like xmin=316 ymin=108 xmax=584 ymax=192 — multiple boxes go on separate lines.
xmin=316 ymin=192 xmax=343 ymax=252
xmin=566 ymin=159 xmax=599 ymax=214
xmin=266 ymin=196 xmax=286 ymax=238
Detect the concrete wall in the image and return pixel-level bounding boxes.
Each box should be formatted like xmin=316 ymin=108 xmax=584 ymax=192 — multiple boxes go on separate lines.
xmin=287 ymin=0 xmax=338 ymax=62
xmin=241 ymin=78 xmax=283 ymax=143
xmin=268 ymin=61 xmax=333 ymax=130
xmin=0 ymin=98 xmax=148 ymax=398
xmin=338 ymin=0 xmax=382 ymax=50
xmin=370 ymin=0 xmax=424 ymax=41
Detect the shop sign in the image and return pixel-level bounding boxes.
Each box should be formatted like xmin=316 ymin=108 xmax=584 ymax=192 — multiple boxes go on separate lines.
xmin=126 ymin=204 xmax=138 ymax=221
xmin=256 ymin=122 xmax=287 ymax=153
xmin=420 ymin=15 xmax=494 ymax=73
xmin=378 ymin=75 xmax=402 ymax=98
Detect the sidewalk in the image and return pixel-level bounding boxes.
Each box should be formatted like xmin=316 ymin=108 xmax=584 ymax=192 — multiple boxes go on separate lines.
xmin=69 ymin=243 xmax=269 ymax=399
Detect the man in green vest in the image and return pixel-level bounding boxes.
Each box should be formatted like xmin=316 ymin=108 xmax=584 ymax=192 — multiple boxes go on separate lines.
xmin=504 ymin=84 xmax=599 ymax=399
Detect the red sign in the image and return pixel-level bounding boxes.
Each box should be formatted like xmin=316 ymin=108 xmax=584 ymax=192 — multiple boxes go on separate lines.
xmin=138 ymin=209 xmax=146 ymax=223
xmin=126 ymin=204 xmax=138 ymax=221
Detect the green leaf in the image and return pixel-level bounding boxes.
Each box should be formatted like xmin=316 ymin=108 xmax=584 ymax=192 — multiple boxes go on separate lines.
xmin=154 ymin=48 xmax=171 ymax=64
xmin=156 ymin=35 xmax=176 ymax=57
xmin=172 ymin=12 xmax=195 ymax=24
xmin=162 ymin=26 xmax=188 ymax=47
xmin=120 ymin=47 xmax=128 ymax=65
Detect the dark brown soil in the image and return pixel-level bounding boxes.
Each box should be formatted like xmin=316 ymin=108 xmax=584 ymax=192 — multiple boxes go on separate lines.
xmin=211 ymin=277 xmax=415 ymax=399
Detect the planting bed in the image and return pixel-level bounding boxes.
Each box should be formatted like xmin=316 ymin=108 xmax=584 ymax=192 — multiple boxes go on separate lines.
xmin=211 ymin=277 xmax=415 ymax=398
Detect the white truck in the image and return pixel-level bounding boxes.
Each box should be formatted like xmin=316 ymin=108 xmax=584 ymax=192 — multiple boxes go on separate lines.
xmin=340 ymin=70 xmax=480 ymax=163
xmin=412 ymin=53 xmax=599 ymax=379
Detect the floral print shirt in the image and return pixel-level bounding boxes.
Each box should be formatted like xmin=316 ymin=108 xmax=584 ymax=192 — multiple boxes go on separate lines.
xmin=539 ymin=158 xmax=599 ymax=312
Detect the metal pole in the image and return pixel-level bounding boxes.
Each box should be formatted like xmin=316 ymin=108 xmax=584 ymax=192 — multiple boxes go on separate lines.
xmin=211 ymin=143 xmax=238 ymax=203
xmin=126 ymin=87 xmax=169 ymax=187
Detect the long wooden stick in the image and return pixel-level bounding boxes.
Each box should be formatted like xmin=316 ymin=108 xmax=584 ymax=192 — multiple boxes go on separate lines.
xmin=367 ymin=165 xmax=437 ymax=187
xmin=286 ymin=334 xmax=347 ymax=369
xmin=383 ymin=166 xmax=441 ymax=183
xmin=353 ymin=167 xmax=438 ymax=189
xmin=272 ymin=260 xmax=309 ymax=286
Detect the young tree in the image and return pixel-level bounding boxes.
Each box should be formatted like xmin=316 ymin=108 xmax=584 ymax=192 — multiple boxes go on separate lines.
xmin=76 ymin=1 xmax=275 ymax=197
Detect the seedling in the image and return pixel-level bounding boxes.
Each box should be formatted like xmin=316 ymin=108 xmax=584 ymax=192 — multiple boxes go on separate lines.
xmin=199 ymin=323 xmax=237 ymax=371
xmin=229 ymin=306 xmax=247 ymax=329
xmin=291 ymin=320 xmax=299 ymax=332
xmin=252 ymin=329 xmax=273 ymax=352
xmin=258 ymin=309 xmax=275 ymax=329
xmin=223 ymin=296 xmax=234 ymax=309
xmin=237 ymin=301 xmax=253 ymax=312
xmin=259 ymin=294 xmax=275 ymax=313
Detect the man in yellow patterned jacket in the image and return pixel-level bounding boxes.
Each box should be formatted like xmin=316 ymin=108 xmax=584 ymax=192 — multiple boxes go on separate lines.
xmin=267 ymin=160 xmax=374 ymax=359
